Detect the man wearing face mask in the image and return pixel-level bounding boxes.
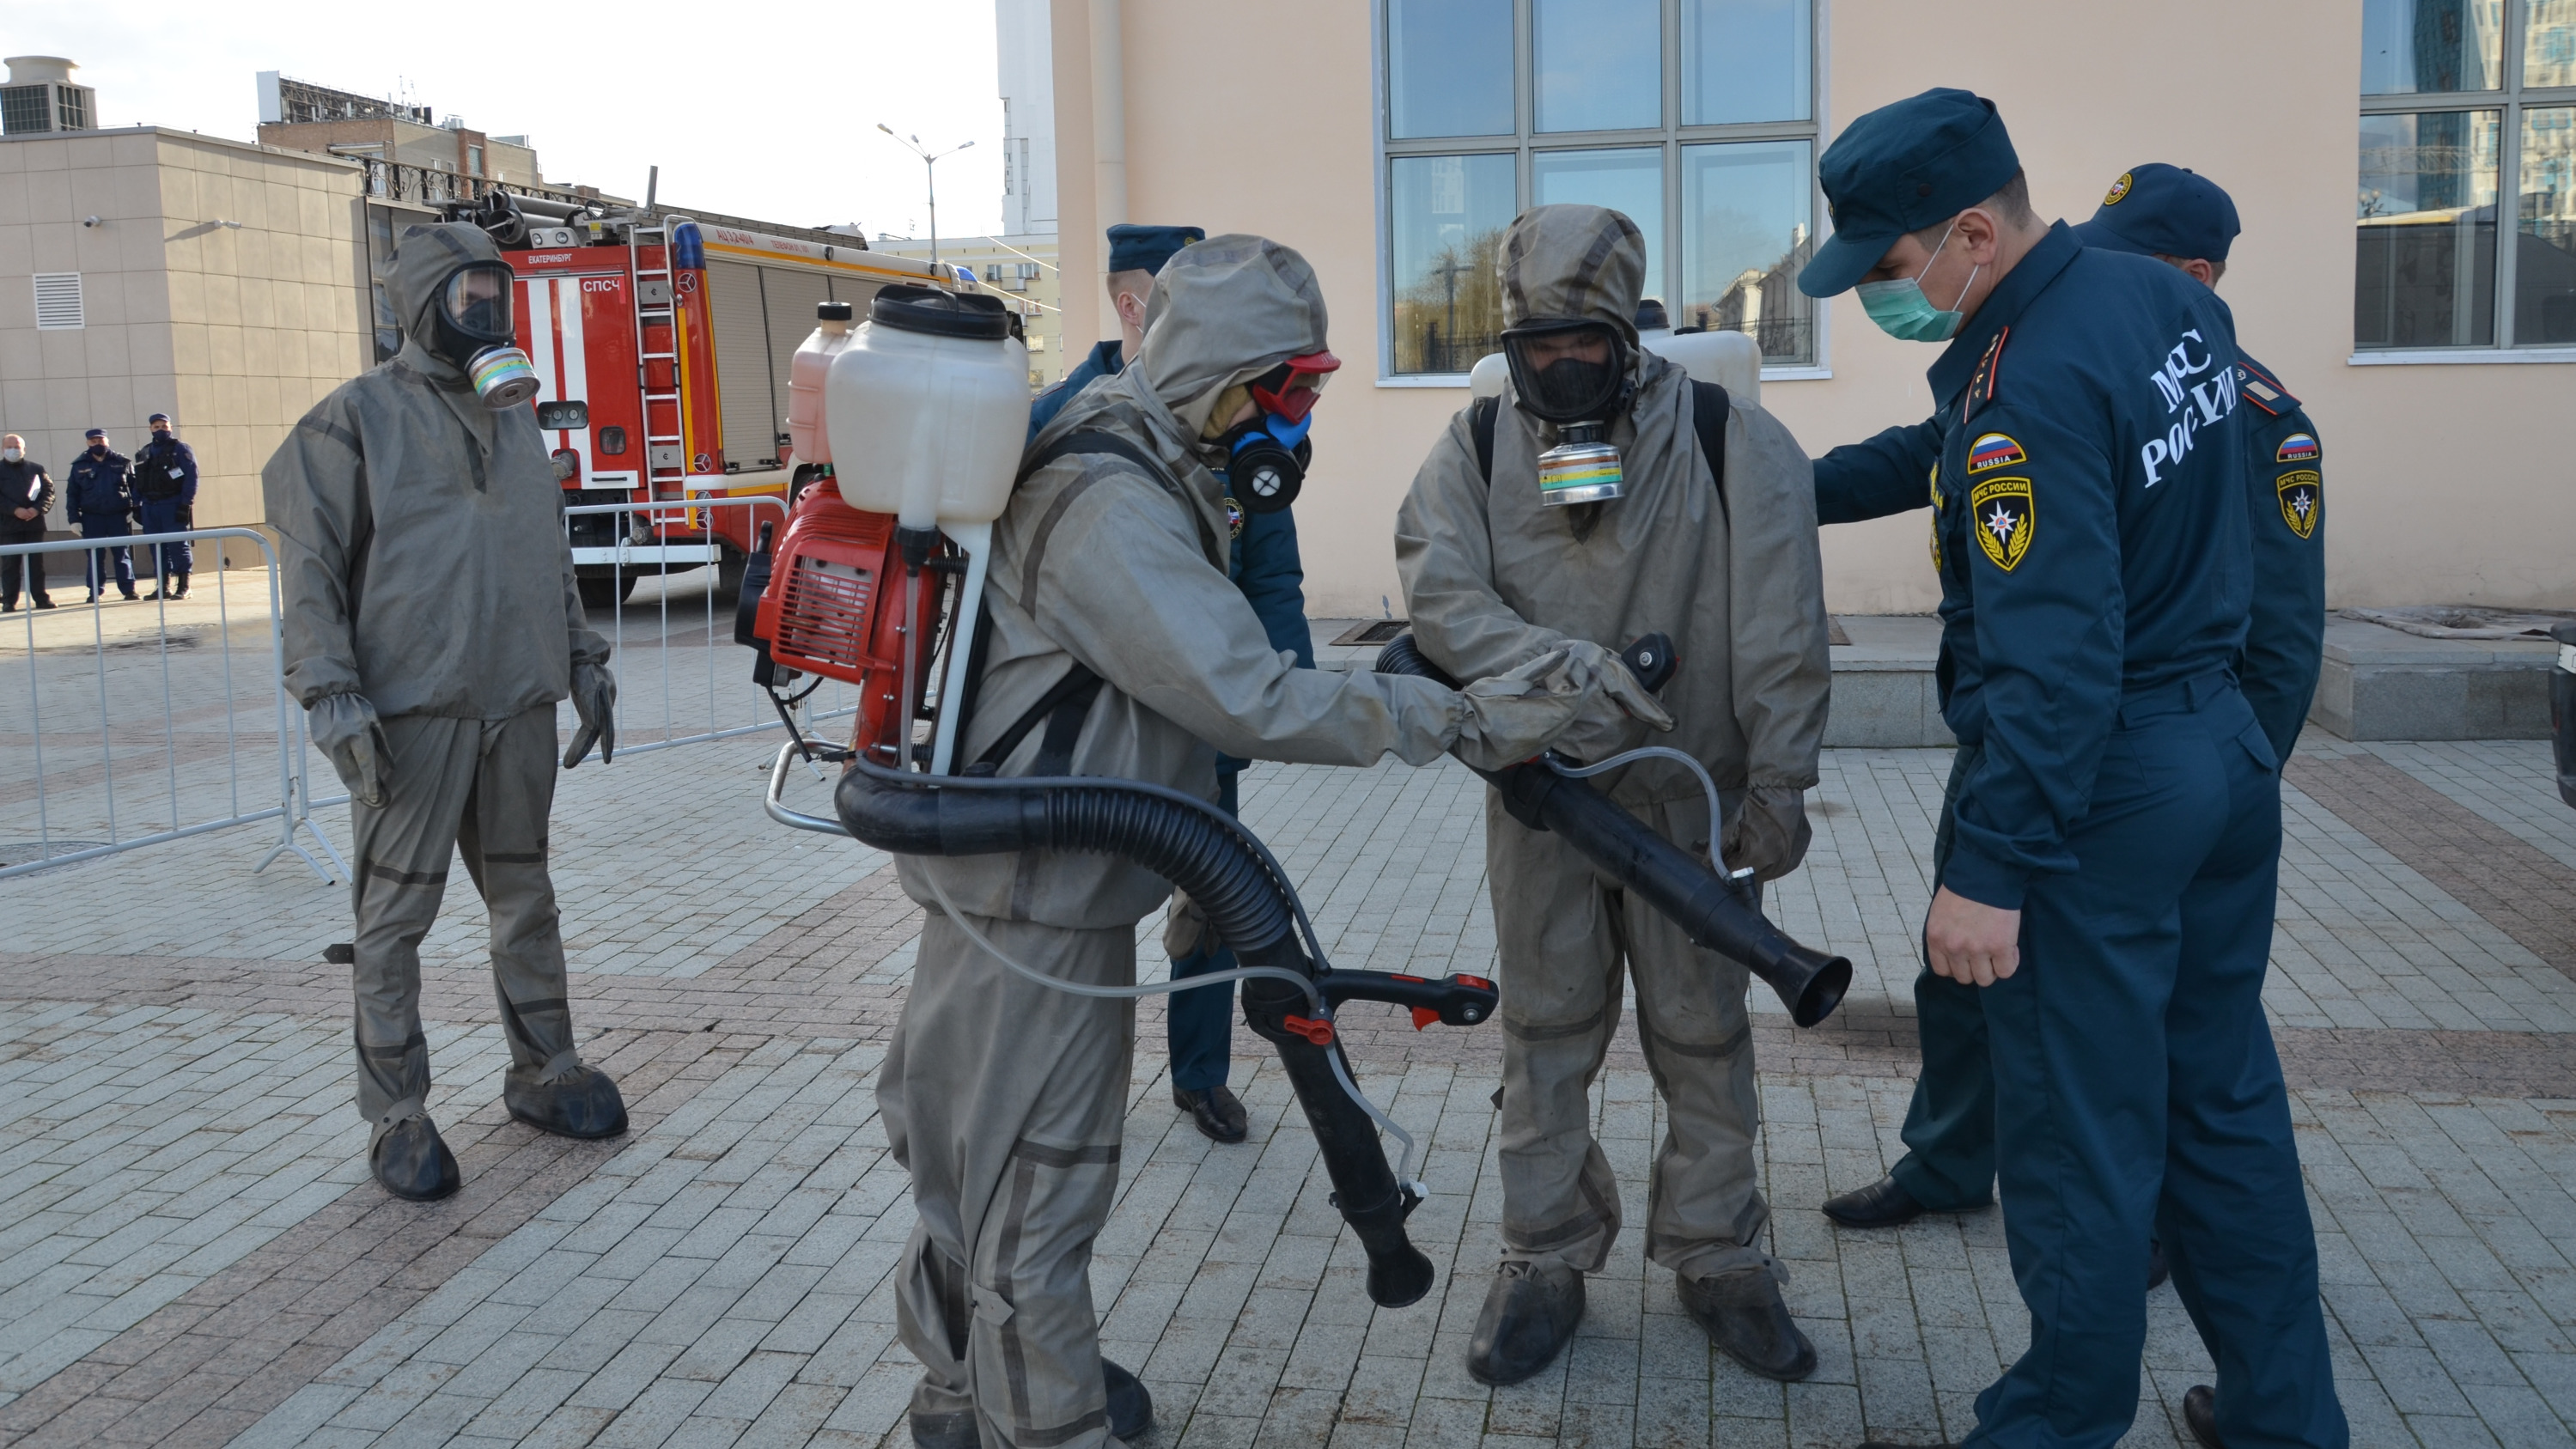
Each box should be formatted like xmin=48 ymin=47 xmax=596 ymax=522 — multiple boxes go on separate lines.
xmin=264 ymin=222 xmax=627 ymax=1204
xmin=884 ymin=234 xmax=1666 ymax=1449
xmin=135 ymin=413 xmax=199 ymax=600
xmin=0 ymin=435 xmax=56 ymax=612
xmin=1023 ymin=223 xmax=1307 ymax=1146
xmin=1793 ymin=92 xmax=2346 ymax=1449
xmin=66 ymin=429 xmax=138 ymax=605
xmin=1397 ymin=204 xmax=1831 ymax=1389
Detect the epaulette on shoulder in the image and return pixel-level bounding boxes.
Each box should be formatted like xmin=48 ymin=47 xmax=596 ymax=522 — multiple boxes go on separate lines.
xmin=1963 ymin=326 xmax=2009 ymax=422
xmin=2234 ymin=355 xmax=2300 ymax=417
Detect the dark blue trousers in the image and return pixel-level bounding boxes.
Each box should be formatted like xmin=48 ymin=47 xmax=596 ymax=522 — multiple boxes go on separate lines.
xmin=1891 ymin=745 xmax=2000 ymax=1211
xmin=77 ymin=518 xmax=134 ymax=596
xmin=139 ymin=499 xmax=191 ymax=581
xmin=1166 ymin=768 xmax=1239 ymax=1094
xmin=1963 ymin=681 xmax=2344 ymax=1449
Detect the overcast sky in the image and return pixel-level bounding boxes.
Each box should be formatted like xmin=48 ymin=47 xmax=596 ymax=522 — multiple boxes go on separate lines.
xmin=0 ymin=0 xmax=1011 ymax=240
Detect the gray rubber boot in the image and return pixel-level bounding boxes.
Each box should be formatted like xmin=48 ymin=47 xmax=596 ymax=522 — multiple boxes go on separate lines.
xmin=1467 ymin=1261 xmax=1586 ymax=1385
xmin=370 ymin=1111 xmax=460 ymax=1202
xmin=1678 ymin=1266 xmax=1817 ymax=1381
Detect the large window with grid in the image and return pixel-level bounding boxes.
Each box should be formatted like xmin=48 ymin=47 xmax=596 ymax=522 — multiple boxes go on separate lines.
xmin=1380 ymin=0 xmax=1819 ymax=375
xmin=2358 ymin=0 xmax=2576 ymax=349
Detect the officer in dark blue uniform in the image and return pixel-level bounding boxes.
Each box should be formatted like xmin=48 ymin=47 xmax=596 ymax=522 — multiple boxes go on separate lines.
xmin=1025 ymin=222 xmax=1314 ymax=1144
xmin=1806 ymin=91 xmax=2346 ymax=1449
xmin=135 ymin=413 xmax=200 ymax=600
xmin=66 ymin=428 xmax=138 ymax=604
xmin=1814 ymin=169 xmax=2331 ymax=1283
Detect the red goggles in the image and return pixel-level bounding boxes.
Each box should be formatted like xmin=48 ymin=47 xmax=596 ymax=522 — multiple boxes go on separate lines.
xmin=1248 ymin=350 xmax=1341 ymax=424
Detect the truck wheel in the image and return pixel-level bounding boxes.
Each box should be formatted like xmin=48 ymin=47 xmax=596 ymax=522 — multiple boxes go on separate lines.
xmin=714 ymin=546 xmax=747 ymax=603
xmin=579 ymin=573 xmax=638 ymax=612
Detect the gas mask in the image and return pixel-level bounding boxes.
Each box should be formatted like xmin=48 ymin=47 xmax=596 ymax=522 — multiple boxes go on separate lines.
xmin=430 ymin=263 xmax=539 ymax=409
xmin=1501 ymin=320 xmax=1633 ymax=506
xmin=1209 ymin=350 xmax=1339 ymax=514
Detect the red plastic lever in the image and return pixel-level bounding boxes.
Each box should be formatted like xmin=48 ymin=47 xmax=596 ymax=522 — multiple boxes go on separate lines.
xmin=1282 ymin=1015 xmax=1336 ymax=1045
xmin=1410 ymin=1007 xmax=1440 ymax=1032
xmin=1458 ymin=975 xmax=1495 ymax=990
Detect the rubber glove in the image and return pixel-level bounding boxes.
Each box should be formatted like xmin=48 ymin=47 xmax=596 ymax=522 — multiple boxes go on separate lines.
xmin=1542 ymin=639 xmax=1676 ymax=763
xmin=1720 ymin=785 xmax=1813 ymax=883
xmin=1451 ymin=642 xmax=1674 ymax=771
xmin=309 ymin=691 xmax=391 ymax=808
xmin=563 ymin=660 xmax=618 ymax=768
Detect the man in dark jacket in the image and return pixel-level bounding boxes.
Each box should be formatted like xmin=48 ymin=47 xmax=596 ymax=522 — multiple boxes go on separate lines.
xmin=0 ymin=434 xmax=55 ymax=611
xmin=1025 ymin=222 xmax=1312 ymax=1144
xmin=135 ymin=413 xmax=199 ymax=600
xmin=65 ymin=429 xmax=137 ymax=604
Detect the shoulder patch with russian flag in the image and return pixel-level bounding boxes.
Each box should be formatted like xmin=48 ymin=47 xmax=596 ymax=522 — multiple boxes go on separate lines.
xmin=2276 ymin=432 xmax=2320 ymax=463
xmin=1966 ymin=432 xmax=2025 ymax=473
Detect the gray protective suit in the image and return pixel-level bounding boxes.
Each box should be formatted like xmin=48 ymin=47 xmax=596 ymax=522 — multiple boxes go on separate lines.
xmin=882 ymin=234 xmax=1637 ymax=1448
xmin=1395 ymin=205 xmax=1831 ymax=1283
xmin=263 ymin=222 xmax=616 ymax=1143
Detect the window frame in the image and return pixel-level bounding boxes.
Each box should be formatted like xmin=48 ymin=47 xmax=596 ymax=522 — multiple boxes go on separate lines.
xmin=1373 ymin=0 xmax=1830 ymax=385
xmin=2356 ymin=0 xmax=2576 ymax=353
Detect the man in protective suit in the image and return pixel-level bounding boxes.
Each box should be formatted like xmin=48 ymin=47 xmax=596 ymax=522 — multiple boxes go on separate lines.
xmin=264 ymin=222 xmax=627 ymax=1202
xmin=885 ymin=234 xmax=1666 ymax=1449
xmin=1397 ymin=204 xmax=1832 ymax=1387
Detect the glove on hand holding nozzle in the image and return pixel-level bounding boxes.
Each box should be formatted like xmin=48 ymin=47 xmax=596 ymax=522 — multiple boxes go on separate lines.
xmin=563 ymin=661 xmax=618 ymax=768
xmin=1450 ymin=640 xmax=1674 ymax=772
xmin=1721 ymin=784 xmax=1812 ymax=883
xmin=310 ymin=691 xmax=392 ymax=808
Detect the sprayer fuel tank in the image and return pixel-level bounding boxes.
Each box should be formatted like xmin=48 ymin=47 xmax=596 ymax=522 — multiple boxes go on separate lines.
xmin=785 ymin=301 xmax=856 ymax=466
xmin=825 ymin=285 xmax=1031 ymax=529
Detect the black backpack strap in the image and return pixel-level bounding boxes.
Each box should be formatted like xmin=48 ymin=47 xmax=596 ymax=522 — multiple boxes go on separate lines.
xmin=970 ymin=661 xmax=1103 ymax=776
xmin=1690 ymin=381 xmax=1730 ymax=526
xmin=1470 ymin=395 xmax=1499 ymax=486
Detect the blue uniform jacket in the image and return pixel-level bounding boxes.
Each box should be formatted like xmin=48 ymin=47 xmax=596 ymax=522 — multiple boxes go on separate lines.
xmin=1025 ymin=338 xmax=1316 ymax=775
xmin=133 ymin=436 xmax=200 ymax=508
xmin=1812 ymin=251 xmax=2323 ymax=764
xmin=1909 ymin=224 xmax=2254 ymax=909
xmin=64 ymin=449 xmax=137 ymax=525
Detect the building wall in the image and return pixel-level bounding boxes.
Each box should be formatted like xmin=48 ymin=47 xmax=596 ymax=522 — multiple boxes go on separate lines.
xmin=997 ymin=0 xmax=1060 ymax=236
xmin=1050 ymin=0 xmax=2576 ymax=617
xmin=0 ymin=126 xmax=368 ymax=536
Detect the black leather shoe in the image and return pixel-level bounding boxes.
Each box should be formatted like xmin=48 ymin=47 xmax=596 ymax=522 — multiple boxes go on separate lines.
xmin=1679 ymin=1268 xmax=1818 ymax=1381
xmin=371 ymin=1115 xmax=460 ymax=1201
xmin=1467 ymin=1261 xmax=1585 ymax=1385
xmin=908 ymin=1408 xmax=978 ymax=1448
xmin=505 ymin=1062 xmax=630 ymax=1139
xmin=2182 ymin=1385 xmax=2224 ymax=1448
xmin=1173 ymin=1083 xmax=1248 ymax=1144
xmin=2147 ymin=1239 xmax=2170 ymax=1291
xmin=1102 ymin=1357 xmax=1152 ymax=1440
xmin=33 ymin=598 xmax=53 ymax=609
xmin=1823 ymin=1174 xmax=1964 ymax=1229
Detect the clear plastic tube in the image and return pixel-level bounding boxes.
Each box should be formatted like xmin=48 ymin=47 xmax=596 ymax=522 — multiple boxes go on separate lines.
xmin=1545 ymin=744 xmax=1728 ymax=842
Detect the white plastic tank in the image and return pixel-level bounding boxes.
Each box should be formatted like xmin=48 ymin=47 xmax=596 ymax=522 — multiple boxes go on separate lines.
xmin=1467 ymin=327 xmax=1763 ymax=410
xmin=825 ymin=286 xmax=1031 ymax=527
xmin=784 ymin=301 xmax=856 ymax=466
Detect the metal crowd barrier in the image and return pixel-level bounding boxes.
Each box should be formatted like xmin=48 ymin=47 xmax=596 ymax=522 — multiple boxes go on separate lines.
xmin=0 ymin=528 xmax=345 ymax=883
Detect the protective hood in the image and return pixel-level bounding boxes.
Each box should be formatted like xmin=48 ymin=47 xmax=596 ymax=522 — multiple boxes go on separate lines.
xmin=383 ymin=222 xmax=509 ymax=382
xmin=1499 ymin=205 xmax=1648 ymax=351
xmin=1131 ymin=234 xmax=1331 ymax=448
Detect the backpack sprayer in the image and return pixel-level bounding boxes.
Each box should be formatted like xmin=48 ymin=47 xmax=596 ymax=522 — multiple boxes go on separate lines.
xmin=737 ymin=287 xmax=1850 ymax=1310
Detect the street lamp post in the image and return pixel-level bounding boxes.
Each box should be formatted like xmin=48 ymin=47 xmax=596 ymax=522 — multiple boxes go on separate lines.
xmin=877 ymin=125 xmax=975 ymax=268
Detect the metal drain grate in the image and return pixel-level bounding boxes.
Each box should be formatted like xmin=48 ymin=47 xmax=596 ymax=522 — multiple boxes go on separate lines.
xmin=1330 ymin=619 xmax=1412 ymax=647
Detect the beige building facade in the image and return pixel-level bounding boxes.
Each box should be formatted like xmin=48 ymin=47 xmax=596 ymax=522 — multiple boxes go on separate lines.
xmin=1044 ymin=0 xmax=2576 ymax=618
xmin=0 ymin=125 xmax=368 ymax=533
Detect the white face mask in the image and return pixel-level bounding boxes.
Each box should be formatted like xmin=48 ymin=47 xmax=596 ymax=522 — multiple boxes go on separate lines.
xmin=1 ymin=449 xmax=19 ymax=463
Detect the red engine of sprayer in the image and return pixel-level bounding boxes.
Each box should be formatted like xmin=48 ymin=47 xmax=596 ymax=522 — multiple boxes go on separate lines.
xmin=751 ymin=479 xmax=945 ymax=761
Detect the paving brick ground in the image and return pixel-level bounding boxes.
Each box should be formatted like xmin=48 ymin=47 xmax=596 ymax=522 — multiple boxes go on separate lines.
xmin=2 ymin=723 xmax=2573 ymax=1447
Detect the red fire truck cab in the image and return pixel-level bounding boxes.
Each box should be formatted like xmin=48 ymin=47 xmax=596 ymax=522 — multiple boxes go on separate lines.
xmin=463 ymin=198 xmax=971 ymax=609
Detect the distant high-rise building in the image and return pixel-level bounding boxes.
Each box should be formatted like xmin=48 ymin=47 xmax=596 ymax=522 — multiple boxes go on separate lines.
xmin=996 ymin=0 xmax=1057 ymax=236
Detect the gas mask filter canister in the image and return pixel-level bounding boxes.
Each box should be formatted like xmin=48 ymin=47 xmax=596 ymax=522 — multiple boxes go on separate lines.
xmin=1537 ymin=423 xmax=1623 ymax=507
xmin=469 ymin=346 xmax=541 ymax=410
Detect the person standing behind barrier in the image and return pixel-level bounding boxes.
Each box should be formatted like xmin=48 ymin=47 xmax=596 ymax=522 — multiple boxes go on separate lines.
xmin=1795 ymin=90 xmax=2346 ymax=1449
xmin=0 ymin=435 xmax=55 ymax=612
xmin=66 ymin=429 xmax=137 ymax=605
xmin=1397 ymin=203 xmax=1832 ymax=1390
xmin=264 ymin=221 xmax=629 ymax=1205
xmin=135 ymin=412 xmax=198 ymax=600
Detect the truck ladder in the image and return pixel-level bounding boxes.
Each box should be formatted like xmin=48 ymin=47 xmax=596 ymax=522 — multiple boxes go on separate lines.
xmin=630 ymin=218 xmax=689 ymax=497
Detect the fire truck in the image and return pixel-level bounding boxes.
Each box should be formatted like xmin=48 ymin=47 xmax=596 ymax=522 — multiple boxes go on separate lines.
xmin=446 ymin=192 xmax=979 ymax=608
